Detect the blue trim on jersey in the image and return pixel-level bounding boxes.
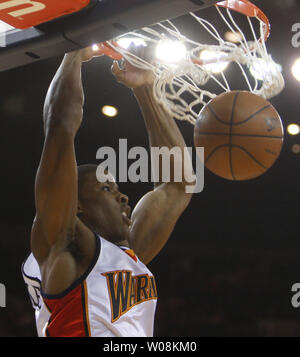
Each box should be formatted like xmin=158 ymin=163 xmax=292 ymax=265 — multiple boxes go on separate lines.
xmin=21 ymin=251 xmax=42 ymax=283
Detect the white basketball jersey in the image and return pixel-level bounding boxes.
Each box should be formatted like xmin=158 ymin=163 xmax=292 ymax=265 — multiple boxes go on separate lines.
xmin=21 ymin=234 xmax=157 ymax=337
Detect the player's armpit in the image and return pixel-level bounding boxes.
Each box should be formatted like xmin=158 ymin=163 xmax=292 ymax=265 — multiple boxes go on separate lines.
xmin=129 ymin=183 xmax=192 ymax=265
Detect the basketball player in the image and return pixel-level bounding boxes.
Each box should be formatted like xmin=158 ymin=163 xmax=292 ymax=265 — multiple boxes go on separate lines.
xmin=21 ymin=45 xmax=194 ymax=337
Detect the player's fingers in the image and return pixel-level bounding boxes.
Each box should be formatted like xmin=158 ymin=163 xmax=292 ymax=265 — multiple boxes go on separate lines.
xmin=111 ymin=60 xmax=121 ymax=75
xmin=93 ymin=48 xmax=105 ymax=58
xmin=111 ymin=61 xmax=126 ymax=82
xmin=111 ymin=59 xmax=130 ymax=74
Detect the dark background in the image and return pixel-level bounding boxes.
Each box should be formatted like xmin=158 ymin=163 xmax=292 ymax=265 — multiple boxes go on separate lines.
xmin=0 ymin=0 xmax=300 ymax=337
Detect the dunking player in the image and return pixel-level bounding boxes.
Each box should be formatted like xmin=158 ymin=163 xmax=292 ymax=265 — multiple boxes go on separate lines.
xmin=21 ymin=45 xmax=194 ymax=337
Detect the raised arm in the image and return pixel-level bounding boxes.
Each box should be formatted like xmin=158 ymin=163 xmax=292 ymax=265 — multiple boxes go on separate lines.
xmin=31 ymin=48 xmax=102 ymax=265
xmin=112 ymin=61 xmax=195 ymax=264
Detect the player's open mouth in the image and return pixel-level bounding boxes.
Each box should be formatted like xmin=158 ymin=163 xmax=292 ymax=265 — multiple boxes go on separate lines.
xmin=122 ymin=206 xmax=132 ymax=227
xmin=122 ymin=212 xmax=132 ymax=227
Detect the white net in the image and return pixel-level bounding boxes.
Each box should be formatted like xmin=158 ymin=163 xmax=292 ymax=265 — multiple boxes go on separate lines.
xmin=106 ymin=2 xmax=285 ymax=125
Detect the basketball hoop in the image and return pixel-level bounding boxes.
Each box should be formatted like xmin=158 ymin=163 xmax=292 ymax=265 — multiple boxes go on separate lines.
xmin=99 ymin=0 xmax=284 ymax=126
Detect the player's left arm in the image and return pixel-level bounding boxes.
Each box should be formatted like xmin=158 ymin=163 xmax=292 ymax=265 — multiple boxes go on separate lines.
xmin=112 ymin=61 xmax=195 ymax=265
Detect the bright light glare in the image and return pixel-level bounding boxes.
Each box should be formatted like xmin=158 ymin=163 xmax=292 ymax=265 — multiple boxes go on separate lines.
xmin=116 ymin=37 xmax=147 ymax=50
xmin=292 ymin=58 xmax=300 ymax=81
xmin=250 ymin=58 xmax=282 ymax=81
xmin=224 ymin=31 xmax=243 ymax=43
xmin=200 ymin=50 xmax=229 ymax=73
xmin=155 ymin=40 xmax=187 ymax=64
xmin=102 ymin=105 xmax=118 ymax=118
xmin=92 ymin=44 xmax=99 ymax=51
xmin=287 ymin=124 xmax=300 ymax=136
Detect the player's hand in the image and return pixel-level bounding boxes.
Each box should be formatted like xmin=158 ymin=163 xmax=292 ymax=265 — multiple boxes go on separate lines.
xmin=111 ymin=60 xmax=155 ymax=89
xmin=111 ymin=42 xmax=155 ymax=89
xmin=78 ymin=44 xmax=104 ymax=62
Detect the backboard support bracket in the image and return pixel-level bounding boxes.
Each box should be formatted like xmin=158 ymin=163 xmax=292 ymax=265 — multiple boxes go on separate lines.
xmin=0 ymin=0 xmax=219 ymax=72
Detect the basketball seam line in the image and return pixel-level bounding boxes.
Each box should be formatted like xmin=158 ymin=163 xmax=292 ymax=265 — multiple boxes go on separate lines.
xmin=194 ymin=133 xmax=282 ymax=139
xmin=229 ymin=92 xmax=239 ymax=180
xmin=207 ymin=103 xmax=272 ymax=126
xmin=205 ymin=144 xmax=268 ymax=170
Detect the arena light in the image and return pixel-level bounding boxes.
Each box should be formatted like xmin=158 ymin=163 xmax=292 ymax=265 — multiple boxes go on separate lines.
xmin=200 ymin=50 xmax=229 ymax=74
xmin=287 ymin=124 xmax=300 ymax=136
xmin=291 ymin=144 xmax=300 ymax=154
xmin=155 ymin=40 xmax=187 ymax=64
xmin=292 ymin=58 xmax=300 ymax=82
xmin=224 ymin=31 xmax=243 ymax=43
xmin=102 ymin=105 xmax=118 ymax=118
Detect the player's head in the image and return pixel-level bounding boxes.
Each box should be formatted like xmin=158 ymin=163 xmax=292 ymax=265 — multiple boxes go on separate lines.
xmin=77 ymin=164 xmax=131 ymax=244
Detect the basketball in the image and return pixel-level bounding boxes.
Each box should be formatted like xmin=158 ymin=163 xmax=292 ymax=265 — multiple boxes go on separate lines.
xmin=194 ymin=91 xmax=284 ymax=181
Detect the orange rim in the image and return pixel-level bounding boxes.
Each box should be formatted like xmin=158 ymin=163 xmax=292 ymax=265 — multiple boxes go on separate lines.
xmin=216 ymin=0 xmax=270 ymax=41
xmin=100 ymin=0 xmax=270 ymax=60
xmin=98 ymin=41 xmax=123 ymax=60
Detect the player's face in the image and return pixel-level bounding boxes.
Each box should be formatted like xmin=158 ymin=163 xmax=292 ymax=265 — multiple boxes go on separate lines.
xmin=78 ymin=171 xmax=132 ymax=243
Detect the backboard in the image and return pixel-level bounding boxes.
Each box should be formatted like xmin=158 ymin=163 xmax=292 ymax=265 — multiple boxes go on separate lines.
xmin=0 ymin=0 xmax=219 ymax=72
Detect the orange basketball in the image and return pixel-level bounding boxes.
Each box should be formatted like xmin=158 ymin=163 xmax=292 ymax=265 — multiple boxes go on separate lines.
xmin=194 ymin=91 xmax=284 ymax=181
